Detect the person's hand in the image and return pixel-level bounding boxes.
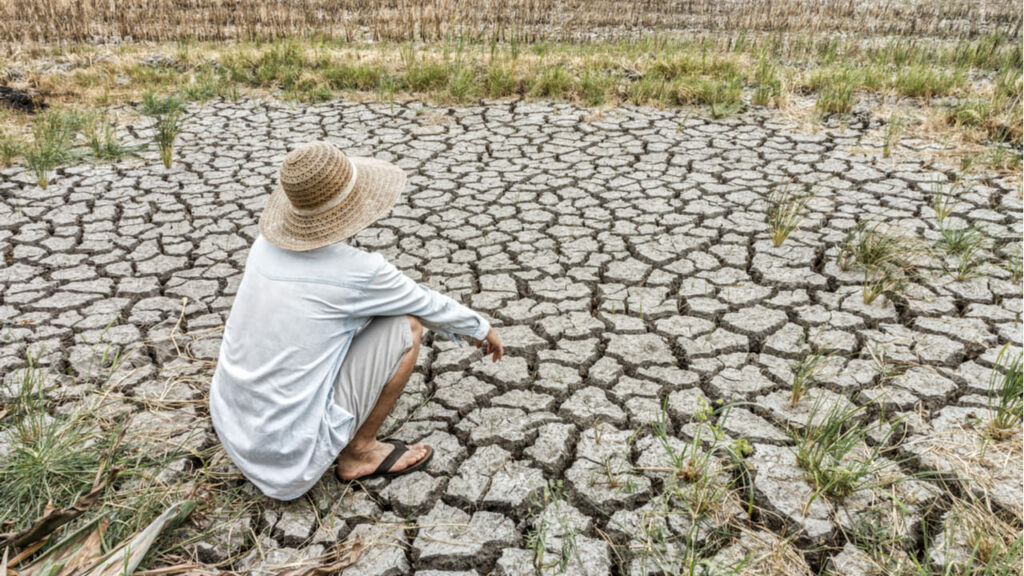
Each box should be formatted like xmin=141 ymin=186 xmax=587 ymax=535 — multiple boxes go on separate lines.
xmin=474 ymin=327 xmax=503 ymax=363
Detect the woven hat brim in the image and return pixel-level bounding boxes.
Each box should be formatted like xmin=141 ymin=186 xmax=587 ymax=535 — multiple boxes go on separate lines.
xmin=259 ymin=157 xmax=406 ymax=252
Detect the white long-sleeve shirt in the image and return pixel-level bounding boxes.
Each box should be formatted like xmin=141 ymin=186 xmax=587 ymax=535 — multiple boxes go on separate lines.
xmin=209 ymin=235 xmax=489 ymax=500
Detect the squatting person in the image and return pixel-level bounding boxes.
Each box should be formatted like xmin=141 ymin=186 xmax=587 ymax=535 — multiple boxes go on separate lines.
xmin=210 ymin=141 xmax=503 ymax=500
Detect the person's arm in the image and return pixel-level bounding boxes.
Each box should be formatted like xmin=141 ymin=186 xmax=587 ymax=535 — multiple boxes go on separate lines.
xmin=352 ymin=254 xmax=503 ymax=361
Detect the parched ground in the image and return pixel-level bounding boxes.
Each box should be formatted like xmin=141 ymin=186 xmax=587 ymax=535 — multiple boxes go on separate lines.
xmin=1 ymin=98 xmax=1022 ymax=574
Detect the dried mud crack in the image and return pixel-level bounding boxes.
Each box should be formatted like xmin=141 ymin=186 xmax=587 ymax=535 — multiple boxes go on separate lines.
xmin=0 ymin=97 xmax=1021 ymax=575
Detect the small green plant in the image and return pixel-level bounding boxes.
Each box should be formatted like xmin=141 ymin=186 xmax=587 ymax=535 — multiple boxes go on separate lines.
xmin=947 ymin=97 xmax=992 ymax=128
xmin=752 ymin=55 xmax=782 ymax=107
xmin=632 ymin=75 xmax=671 ymax=106
xmin=793 ymin=398 xmax=892 ymax=502
xmin=253 ymin=39 xmax=304 ymax=90
xmin=790 ymin=349 xmax=831 ymax=407
xmin=400 ymin=46 xmax=448 ymax=92
xmin=375 ymin=71 xmax=398 ymax=110
xmin=703 ymin=74 xmax=744 ymax=118
xmin=526 ymin=508 xmax=551 ymax=568
xmin=931 ymin=175 xmax=970 ymax=222
xmin=0 ymin=129 xmax=24 ymax=166
xmin=485 ymin=61 xmax=518 ymax=98
xmin=766 ymin=181 xmax=813 ymax=246
xmin=861 ymin=264 xmax=908 ymax=305
xmin=141 ymin=92 xmax=187 ymax=168
xmin=838 ymin=223 xmax=883 ymax=270
xmin=1002 ymin=243 xmax=1023 ymax=283
xmin=838 ymin=221 xmax=921 ymax=303
xmin=730 ymin=437 xmax=753 ymax=458
xmin=938 ymin=224 xmax=987 ymax=281
xmin=24 ymin=108 xmax=86 ymax=188
xmin=530 ymin=63 xmax=572 ymax=98
xmin=446 ymin=65 xmax=477 ymax=104
xmin=987 ymin=344 xmax=1023 ymax=439
xmin=987 ymin=143 xmax=1023 ymax=172
xmin=815 ymin=68 xmax=858 ymax=116
xmin=882 ymin=115 xmax=903 ymax=157
xmin=937 ymin=224 xmax=984 ymax=256
xmin=651 ymin=398 xmax=729 ymax=517
xmin=84 ymin=111 xmax=129 ymax=160
xmin=525 ymin=480 xmax=582 ymax=572
xmin=181 ymin=69 xmax=232 ymax=101
xmin=894 ymin=66 xmax=963 ymax=98
xmin=580 ymin=70 xmax=609 ymax=106
xmin=0 ymin=353 xmax=119 ymax=526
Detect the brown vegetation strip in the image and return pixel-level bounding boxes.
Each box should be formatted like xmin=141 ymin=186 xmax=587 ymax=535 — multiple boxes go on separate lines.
xmin=0 ymin=0 xmax=1020 ymax=44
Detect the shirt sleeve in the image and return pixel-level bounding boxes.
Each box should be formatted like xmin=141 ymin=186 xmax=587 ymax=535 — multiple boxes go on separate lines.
xmin=351 ymin=255 xmax=491 ymax=343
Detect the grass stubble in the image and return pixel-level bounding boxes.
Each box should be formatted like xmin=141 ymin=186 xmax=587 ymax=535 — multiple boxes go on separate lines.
xmin=2 ymin=0 xmax=1021 ymax=44
xmin=0 ymin=19 xmax=1020 ymax=183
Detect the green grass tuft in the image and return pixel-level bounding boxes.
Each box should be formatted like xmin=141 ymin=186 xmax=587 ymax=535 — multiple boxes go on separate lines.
xmin=790 ymin=349 xmax=832 ymax=407
xmin=752 ymin=55 xmax=782 ymax=108
xmin=24 ymin=108 xmax=87 ymax=188
xmin=767 ymin=181 xmax=814 ymax=247
xmin=84 ymin=111 xmax=130 ymax=160
xmin=937 ymin=224 xmax=987 ymax=281
xmin=0 ymin=353 xmax=117 ymax=528
xmin=882 ymin=114 xmax=903 ymax=157
xmin=700 ymin=74 xmax=745 ymax=118
xmin=445 ymin=64 xmax=478 ymax=104
xmin=141 ymin=92 xmax=187 ymax=168
xmin=814 ymin=68 xmax=858 ymax=116
xmin=530 ymin=64 xmax=572 ymax=98
xmin=838 ymin=221 xmax=923 ymax=304
xmin=0 ymin=129 xmax=24 ymax=166
xmin=894 ymin=66 xmax=963 ymax=98
xmin=930 ymin=175 xmax=970 ymax=223
xmin=987 ymin=344 xmax=1023 ymax=438
xmin=793 ymin=398 xmax=893 ymax=501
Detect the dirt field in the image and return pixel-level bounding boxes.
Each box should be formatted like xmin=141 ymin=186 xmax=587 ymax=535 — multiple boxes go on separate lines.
xmin=0 ymin=2 xmax=1021 ymax=576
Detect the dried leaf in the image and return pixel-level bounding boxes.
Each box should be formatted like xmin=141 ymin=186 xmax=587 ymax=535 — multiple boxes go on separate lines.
xmin=272 ymin=556 xmax=354 ymax=576
xmin=132 ymin=563 xmax=202 ymax=576
xmin=6 ymin=538 xmax=48 ymax=569
xmin=55 ymin=519 xmax=105 ymax=576
xmin=89 ymin=500 xmax=196 ymax=576
xmin=14 ymin=517 xmax=105 ymax=576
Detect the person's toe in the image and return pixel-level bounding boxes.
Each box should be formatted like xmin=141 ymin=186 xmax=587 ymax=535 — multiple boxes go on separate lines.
xmin=405 ymin=443 xmax=429 ymax=467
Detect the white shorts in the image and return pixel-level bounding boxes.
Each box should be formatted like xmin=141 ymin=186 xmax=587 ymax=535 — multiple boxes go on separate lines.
xmin=332 ymin=315 xmax=413 ymax=432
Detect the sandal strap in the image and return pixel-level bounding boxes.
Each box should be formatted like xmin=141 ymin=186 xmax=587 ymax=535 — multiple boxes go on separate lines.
xmin=372 ymin=439 xmax=408 ymax=476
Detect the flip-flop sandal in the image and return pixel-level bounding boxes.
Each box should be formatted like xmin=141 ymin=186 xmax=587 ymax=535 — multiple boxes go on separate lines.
xmin=339 ymin=439 xmax=433 ymax=482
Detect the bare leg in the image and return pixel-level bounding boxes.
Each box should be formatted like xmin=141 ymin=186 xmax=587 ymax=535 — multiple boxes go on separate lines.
xmin=336 ymin=316 xmax=429 ymax=480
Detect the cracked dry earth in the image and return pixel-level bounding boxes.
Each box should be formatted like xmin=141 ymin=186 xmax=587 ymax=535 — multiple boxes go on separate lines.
xmin=1 ymin=97 xmax=1022 ymax=575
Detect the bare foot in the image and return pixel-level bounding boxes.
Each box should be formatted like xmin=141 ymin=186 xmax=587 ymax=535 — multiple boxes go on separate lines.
xmin=336 ymin=440 xmax=430 ymax=481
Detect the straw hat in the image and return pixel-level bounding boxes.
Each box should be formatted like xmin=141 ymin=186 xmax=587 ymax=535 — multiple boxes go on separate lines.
xmin=259 ymin=141 xmax=406 ymax=251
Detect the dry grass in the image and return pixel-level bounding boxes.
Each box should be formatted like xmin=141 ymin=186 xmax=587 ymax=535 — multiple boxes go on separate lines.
xmin=0 ymin=2 xmax=1019 ymax=185
xmin=904 ymin=414 xmax=1023 ymax=523
xmin=712 ymin=527 xmax=814 ymax=576
xmin=0 ymin=0 xmax=1019 ymax=44
xmin=0 ymin=33 xmax=1019 ymax=178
